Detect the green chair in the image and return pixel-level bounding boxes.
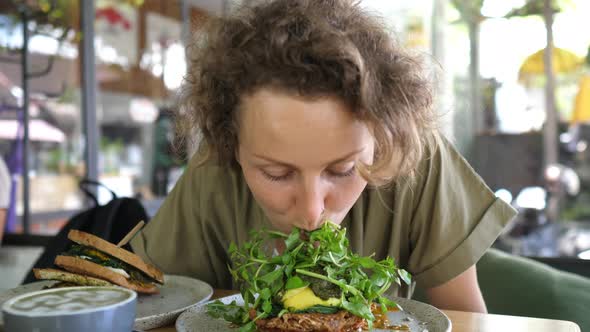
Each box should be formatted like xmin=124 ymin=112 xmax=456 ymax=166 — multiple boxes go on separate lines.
xmin=412 ymin=249 xmax=590 ymax=331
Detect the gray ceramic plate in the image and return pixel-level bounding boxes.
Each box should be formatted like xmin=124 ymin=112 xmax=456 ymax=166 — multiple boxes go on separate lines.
xmin=176 ymin=294 xmax=452 ymax=332
xmin=0 ymin=275 xmax=213 ymax=331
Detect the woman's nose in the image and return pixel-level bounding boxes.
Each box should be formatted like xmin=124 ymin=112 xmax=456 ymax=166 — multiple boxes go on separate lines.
xmin=299 ymin=180 xmax=326 ymax=231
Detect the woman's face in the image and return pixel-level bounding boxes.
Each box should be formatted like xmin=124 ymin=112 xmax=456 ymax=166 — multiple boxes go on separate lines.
xmin=237 ymin=88 xmax=374 ymax=233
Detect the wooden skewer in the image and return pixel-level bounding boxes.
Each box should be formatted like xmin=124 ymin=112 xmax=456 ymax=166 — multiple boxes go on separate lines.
xmin=117 ymin=220 xmax=145 ymax=247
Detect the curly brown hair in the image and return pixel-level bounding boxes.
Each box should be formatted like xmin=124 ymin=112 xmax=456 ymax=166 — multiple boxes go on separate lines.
xmin=178 ymin=0 xmax=439 ymax=186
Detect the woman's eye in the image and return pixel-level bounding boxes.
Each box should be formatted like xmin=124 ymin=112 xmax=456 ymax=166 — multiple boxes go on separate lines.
xmin=262 ymin=170 xmax=293 ymax=182
xmin=327 ymin=167 xmax=356 ymax=178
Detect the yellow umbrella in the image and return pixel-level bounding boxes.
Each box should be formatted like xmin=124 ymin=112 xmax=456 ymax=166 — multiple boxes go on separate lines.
xmin=571 ymin=75 xmax=590 ymax=125
xmin=518 ymin=46 xmax=583 ymax=81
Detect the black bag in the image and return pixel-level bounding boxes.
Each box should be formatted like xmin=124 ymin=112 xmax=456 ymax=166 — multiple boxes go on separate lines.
xmin=22 ymin=180 xmax=148 ymax=284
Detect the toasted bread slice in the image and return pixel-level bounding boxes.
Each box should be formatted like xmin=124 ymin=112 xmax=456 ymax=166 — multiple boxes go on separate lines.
xmin=55 ymin=255 xmax=159 ymax=294
xmin=67 ymin=229 xmax=164 ymax=284
xmin=34 ymin=268 xmax=114 ymax=287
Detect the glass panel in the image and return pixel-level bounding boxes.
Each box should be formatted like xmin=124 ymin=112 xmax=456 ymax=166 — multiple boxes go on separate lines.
xmin=94 ymin=0 xmax=196 ymax=206
xmin=0 ymin=1 xmax=207 ymax=237
xmin=0 ymin=1 xmax=86 ymax=236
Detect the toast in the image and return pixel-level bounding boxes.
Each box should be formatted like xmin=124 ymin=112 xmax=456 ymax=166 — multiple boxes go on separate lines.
xmin=55 ymin=255 xmax=159 ymax=294
xmin=67 ymin=229 xmax=164 ymax=284
xmin=33 ymin=268 xmax=114 ymax=287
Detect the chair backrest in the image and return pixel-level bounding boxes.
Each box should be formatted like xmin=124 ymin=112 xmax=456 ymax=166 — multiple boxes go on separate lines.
xmin=413 ymin=249 xmax=590 ymax=332
xmin=476 ymin=248 xmax=590 ymax=331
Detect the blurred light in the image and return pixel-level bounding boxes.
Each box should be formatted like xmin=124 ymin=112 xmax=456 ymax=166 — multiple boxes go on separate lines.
xmin=10 ymin=87 xmax=22 ymax=99
xmin=545 ymin=165 xmax=561 ymax=181
xmin=577 ymin=141 xmax=587 ymax=153
xmin=515 ymin=186 xmax=546 ymax=210
xmin=481 ymin=0 xmax=525 ymax=18
xmin=0 ymin=119 xmax=65 ymax=142
xmin=163 ymin=42 xmax=186 ymax=90
xmin=139 ymin=51 xmax=152 ymax=70
xmin=151 ymin=64 xmax=163 ymax=77
xmin=97 ymin=44 xmax=119 ymax=64
xmin=495 ymin=189 xmax=513 ymax=204
xmin=560 ymin=132 xmax=572 ymax=144
xmin=579 ymin=249 xmax=590 ymax=260
xmin=562 ymin=167 xmax=581 ymax=196
xmin=494 ymin=82 xmax=544 ymax=133
xmin=129 ymin=98 xmax=159 ymax=124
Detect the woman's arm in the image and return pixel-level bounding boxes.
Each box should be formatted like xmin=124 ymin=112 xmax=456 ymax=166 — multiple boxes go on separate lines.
xmin=425 ymin=265 xmax=487 ymax=313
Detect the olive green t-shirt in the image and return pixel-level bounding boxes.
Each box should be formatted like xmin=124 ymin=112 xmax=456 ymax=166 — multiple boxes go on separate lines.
xmin=131 ymin=137 xmax=517 ymax=293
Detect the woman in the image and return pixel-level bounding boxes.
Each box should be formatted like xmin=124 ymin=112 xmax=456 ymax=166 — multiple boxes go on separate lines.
xmin=0 ymin=157 xmax=10 ymax=243
xmin=131 ymin=0 xmax=516 ymax=313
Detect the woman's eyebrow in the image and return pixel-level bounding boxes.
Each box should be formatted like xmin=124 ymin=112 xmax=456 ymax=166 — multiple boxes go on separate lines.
xmin=253 ymin=147 xmax=366 ymax=167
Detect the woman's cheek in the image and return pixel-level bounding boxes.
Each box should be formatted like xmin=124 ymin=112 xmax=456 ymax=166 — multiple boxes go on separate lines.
xmin=329 ymin=176 xmax=367 ymax=210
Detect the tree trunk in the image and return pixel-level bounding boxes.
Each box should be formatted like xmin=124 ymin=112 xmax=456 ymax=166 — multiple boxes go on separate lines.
xmin=543 ymin=0 xmax=558 ymax=168
xmin=431 ymin=0 xmax=449 ymax=135
xmin=543 ymin=0 xmax=559 ymax=221
xmin=468 ymin=20 xmax=482 ymax=135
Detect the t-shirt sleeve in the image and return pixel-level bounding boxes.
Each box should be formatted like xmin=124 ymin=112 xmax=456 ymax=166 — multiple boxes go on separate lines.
xmin=406 ymin=136 xmax=517 ymax=288
xmin=130 ymin=161 xmax=232 ymax=288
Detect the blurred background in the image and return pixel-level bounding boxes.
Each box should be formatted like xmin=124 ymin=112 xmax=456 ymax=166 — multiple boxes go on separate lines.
xmin=1 ymin=0 xmax=590 ymax=289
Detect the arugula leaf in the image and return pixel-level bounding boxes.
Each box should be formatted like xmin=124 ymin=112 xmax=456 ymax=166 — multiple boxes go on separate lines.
xmin=284 ymin=228 xmax=301 ymax=250
xmin=342 ymin=296 xmax=375 ymax=325
xmin=238 ymin=321 xmax=256 ymax=332
xmin=206 ymin=300 xmax=248 ymax=325
xmin=206 ymin=221 xmax=412 ymax=329
xmin=398 ymin=269 xmax=412 ymax=285
xmin=285 ymin=276 xmax=308 ymax=290
xmin=258 ymin=268 xmax=282 ymax=285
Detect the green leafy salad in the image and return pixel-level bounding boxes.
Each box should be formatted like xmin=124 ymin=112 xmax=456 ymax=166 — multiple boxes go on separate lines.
xmin=206 ymin=221 xmax=411 ymax=331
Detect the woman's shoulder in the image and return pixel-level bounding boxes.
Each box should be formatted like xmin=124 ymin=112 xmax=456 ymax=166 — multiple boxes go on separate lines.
xmin=359 ymin=134 xmax=473 ymax=215
xmin=186 ymin=155 xmax=245 ymax=191
xmin=183 ymin=156 xmax=259 ymax=221
xmin=395 ymin=134 xmax=473 ymax=190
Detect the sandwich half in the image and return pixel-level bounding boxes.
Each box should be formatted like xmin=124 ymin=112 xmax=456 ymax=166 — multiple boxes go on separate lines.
xmin=35 ymin=229 xmax=164 ymax=294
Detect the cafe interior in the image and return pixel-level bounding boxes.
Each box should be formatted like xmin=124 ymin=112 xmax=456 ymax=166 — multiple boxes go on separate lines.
xmin=1 ymin=0 xmax=590 ymax=331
